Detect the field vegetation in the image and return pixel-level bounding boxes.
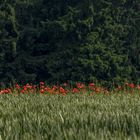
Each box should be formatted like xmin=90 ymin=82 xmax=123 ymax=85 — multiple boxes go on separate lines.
xmin=1 ymin=93 xmax=140 ymax=140
xmin=0 ymin=0 xmax=140 ymax=139
xmin=0 ymin=82 xmax=140 ymax=140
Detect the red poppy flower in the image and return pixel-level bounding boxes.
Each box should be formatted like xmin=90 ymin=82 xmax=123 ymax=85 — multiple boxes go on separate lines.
xmin=40 ymin=89 xmax=45 ymax=93
xmin=129 ymin=83 xmax=134 ymax=88
xmin=15 ymin=84 xmax=20 ymax=89
xmin=0 ymin=90 xmax=4 ymax=94
xmin=72 ymin=88 xmax=79 ymax=93
xmin=23 ymin=86 xmax=27 ymax=91
xmin=40 ymin=82 xmax=45 ymax=85
xmin=89 ymin=83 xmax=94 ymax=87
xmin=60 ymin=87 xmax=65 ymax=93
xmin=63 ymin=83 xmax=67 ymax=86
xmin=21 ymin=90 xmax=25 ymax=93
xmin=76 ymin=83 xmax=85 ymax=89
xmin=137 ymin=85 xmax=140 ymax=90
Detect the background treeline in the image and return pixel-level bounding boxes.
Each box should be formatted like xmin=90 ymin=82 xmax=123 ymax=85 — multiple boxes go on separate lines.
xmin=0 ymin=0 xmax=140 ymax=86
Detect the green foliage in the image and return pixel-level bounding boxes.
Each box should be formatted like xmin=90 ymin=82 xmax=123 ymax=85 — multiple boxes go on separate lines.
xmin=0 ymin=2 xmax=19 ymax=84
xmin=0 ymin=0 xmax=139 ymax=85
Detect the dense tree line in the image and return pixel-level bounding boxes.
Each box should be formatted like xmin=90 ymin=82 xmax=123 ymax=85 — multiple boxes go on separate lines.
xmin=0 ymin=0 xmax=140 ymax=86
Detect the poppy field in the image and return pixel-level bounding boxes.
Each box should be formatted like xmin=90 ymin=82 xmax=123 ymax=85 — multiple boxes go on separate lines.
xmin=1 ymin=82 xmax=140 ymax=140
xmin=0 ymin=82 xmax=140 ymax=95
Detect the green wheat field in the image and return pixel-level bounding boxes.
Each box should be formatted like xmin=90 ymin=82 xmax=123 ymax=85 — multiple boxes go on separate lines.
xmin=1 ymin=94 xmax=140 ymax=140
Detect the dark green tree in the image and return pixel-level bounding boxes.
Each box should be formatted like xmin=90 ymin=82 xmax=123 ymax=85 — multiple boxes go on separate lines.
xmin=0 ymin=2 xmax=19 ymax=84
xmin=0 ymin=0 xmax=139 ymax=85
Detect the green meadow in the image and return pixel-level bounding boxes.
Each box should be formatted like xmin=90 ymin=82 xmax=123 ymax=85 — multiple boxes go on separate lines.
xmin=1 ymin=94 xmax=140 ymax=140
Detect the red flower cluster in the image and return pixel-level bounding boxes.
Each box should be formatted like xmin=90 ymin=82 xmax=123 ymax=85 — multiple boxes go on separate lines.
xmin=0 ymin=82 xmax=140 ymax=95
xmin=0 ymin=89 xmax=11 ymax=94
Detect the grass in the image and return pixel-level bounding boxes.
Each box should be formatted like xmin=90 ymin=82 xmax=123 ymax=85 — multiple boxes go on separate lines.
xmin=1 ymin=93 xmax=140 ymax=140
